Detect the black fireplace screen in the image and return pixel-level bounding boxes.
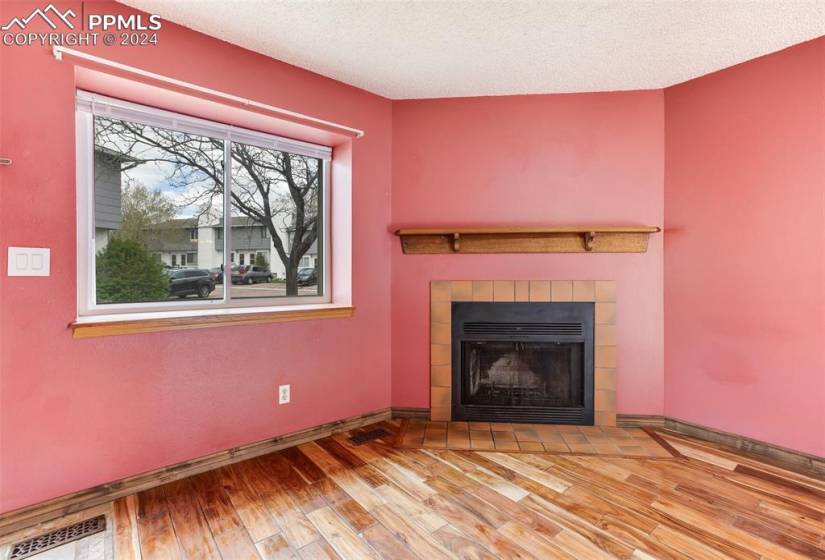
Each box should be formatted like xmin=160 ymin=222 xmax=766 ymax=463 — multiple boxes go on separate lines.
xmin=451 ymin=302 xmax=594 ymax=424
xmin=461 ymin=341 xmax=584 ymax=408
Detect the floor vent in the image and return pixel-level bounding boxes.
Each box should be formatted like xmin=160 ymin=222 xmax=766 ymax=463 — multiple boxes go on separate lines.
xmin=9 ymin=516 xmax=106 ymax=559
xmin=349 ymin=428 xmax=390 ymax=445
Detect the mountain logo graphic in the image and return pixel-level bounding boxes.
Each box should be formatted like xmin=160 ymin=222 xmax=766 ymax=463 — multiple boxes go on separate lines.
xmin=2 ymin=3 xmax=76 ymax=31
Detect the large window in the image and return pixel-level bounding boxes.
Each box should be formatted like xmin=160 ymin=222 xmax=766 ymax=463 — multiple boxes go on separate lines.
xmin=76 ymin=92 xmax=330 ymax=316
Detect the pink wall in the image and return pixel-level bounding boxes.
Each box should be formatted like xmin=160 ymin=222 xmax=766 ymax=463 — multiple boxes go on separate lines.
xmin=2 ymin=1 xmax=821 ymax=516
xmin=664 ymin=38 xmax=825 ymax=457
xmin=0 ymin=1 xmax=392 ymax=513
xmin=390 ymin=93 xmax=665 ymax=415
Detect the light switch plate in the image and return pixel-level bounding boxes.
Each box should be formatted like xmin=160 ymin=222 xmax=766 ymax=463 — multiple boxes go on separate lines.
xmin=7 ymin=247 xmax=50 ymax=276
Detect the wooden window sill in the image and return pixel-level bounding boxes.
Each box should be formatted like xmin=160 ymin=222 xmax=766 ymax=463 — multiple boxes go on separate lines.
xmin=70 ymin=305 xmax=354 ymax=338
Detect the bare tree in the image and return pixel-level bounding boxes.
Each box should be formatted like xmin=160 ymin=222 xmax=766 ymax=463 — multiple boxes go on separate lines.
xmin=95 ymin=117 xmax=321 ymax=296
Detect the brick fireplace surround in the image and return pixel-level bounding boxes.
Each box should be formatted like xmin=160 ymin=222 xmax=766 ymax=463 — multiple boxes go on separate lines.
xmin=430 ymin=280 xmax=617 ymax=426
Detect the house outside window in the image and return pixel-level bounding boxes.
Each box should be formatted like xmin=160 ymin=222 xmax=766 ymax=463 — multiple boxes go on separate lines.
xmin=77 ymin=92 xmax=330 ymax=316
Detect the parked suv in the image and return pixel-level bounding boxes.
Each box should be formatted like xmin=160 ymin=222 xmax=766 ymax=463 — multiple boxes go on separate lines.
xmin=297 ymin=267 xmax=317 ymax=287
xmin=169 ymin=269 xmax=215 ymax=298
xmin=231 ymin=265 xmax=273 ymax=285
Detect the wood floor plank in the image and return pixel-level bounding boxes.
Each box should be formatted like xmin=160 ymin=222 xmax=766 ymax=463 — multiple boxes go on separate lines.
xmin=297 ymin=540 xmax=341 ymax=560
xmin=477 ymin=452 xmax=571 ymax=493
xmin=523 ymin=458 xmax=761 ymax=560
xmin=731 ymin=515 xmax=825 ymax=559
xmin=423 ymin=493 xmax=541 ymax=558
xmin=425 ymin=477 xmax=513 ymax=529
xmin=280 ymin=447 xmax=329 ymax=484
xmin=299 ymin=442 xmax=386 ymax=511
xmin=369 ymin=503 xmax=457 ymax=560
xmin=189 ymin=471 xmax=261 ymax=560
xmin=247 ymin=457 xmax=321 ymax=549
xmin=431 ymin=450 xmax=529 ymax=501
xmin=220 ymin=462 xmax=282 ymax=542
xmin=256 ymin=533 xmax=299 ymax=560
xmin=648 ymin=524 xmax=738 ymax=560
xmin=136 ymin=510 xmax=183 ymax=560
xmin=520 ymin=493 xmax=637 ymax=559
xmin=361 ymin=522 xmax=419 ymax=560
xmin=594 ymin=515 xmax=692 ymax=560
xmin=161 ymin=479 xmax=221 ymax=560
xmin=113 ymin=495 xmax=142 ymax=560
xmin=316 ymin=438 xmax=367 ymax=469
xmin=306 ymin=506 xmax=380 ymax=560
xmin=375 ymin=482 xmax=449 ymax=533
xmin=651 ymin=495 xmax=813 ymax=560
xmin=369 ymin=457 xmax=436 ymax=501
xmin=434 ymin=524 xmax=499 ymax=560
xmin=553 ymin=528 xmax=621 ymax=560
xmin=312 ymin=477 xmax=376 ymax=532
xmin=498 ymin=520 xmax=576 ymax=559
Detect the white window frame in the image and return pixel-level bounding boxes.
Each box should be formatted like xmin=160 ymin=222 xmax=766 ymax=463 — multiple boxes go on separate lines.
xmin=76 ymin=91 xmax=332 ymax=318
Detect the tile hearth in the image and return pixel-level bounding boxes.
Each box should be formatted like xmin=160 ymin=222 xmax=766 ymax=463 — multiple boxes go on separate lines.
xmin=396 ymin=420 xmax=674 ymax=458
xmin=430 ymin=280 xmax=618 ymax=425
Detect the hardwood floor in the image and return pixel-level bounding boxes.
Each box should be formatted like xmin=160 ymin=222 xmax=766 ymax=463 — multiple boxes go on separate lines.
xmin=6 ymin=420 xmax=825 ymax=559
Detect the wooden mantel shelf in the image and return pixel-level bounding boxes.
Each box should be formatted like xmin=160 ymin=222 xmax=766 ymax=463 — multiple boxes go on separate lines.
xmin=394 ymin=226 xmax=660 ymax=254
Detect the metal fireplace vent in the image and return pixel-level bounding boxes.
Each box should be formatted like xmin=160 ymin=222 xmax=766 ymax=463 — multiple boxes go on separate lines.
xmin=10 ymin=516 xmax=106 ymax=559
xmin=463 ymin=322 xmax=583 ymax=337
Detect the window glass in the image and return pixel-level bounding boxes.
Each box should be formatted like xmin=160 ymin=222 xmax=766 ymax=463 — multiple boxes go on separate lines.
xmin=93 ymin=116 xmax=224 ymax=304
xmin=81 ymin=96 xmax=331 ymax=315
xmin=230 ymin=142 xmax=322 ymax=298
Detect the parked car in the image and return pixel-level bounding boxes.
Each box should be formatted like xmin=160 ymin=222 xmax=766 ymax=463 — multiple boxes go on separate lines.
xmin=209 ymin=266 xmax=224 ymax=284
xmin=168 ymin=269 xmax=215 ymax=298
xmin=297 ymin=267 xmax=317 ymax=287
xmin=231 ymin=265 xmax=273 ymax=285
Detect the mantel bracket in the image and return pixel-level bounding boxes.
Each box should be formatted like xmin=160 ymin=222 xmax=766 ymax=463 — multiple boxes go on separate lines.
xmin=583 ymin=231 xmax=596 ymax=251
xmin=451 ymin=233 xmax=461 ymax=252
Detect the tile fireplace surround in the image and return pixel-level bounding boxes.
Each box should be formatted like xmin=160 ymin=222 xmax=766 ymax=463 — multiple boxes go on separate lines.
xmin=431 ymin=280 xmax=617 ymax=425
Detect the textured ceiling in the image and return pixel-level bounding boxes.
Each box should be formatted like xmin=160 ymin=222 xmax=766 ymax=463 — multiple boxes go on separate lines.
xmin=121 ymin=0 xmax=825 ymax=99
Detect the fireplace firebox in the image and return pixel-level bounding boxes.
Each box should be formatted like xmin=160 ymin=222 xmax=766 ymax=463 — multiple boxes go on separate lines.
xmin=451 ymin=302 xmax=594 ymax=424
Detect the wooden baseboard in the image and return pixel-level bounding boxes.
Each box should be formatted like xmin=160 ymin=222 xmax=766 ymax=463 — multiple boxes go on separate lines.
xmin=391 ymin=407 xmax=431 ymax=420
xmin=616 ymin=414 xmax=665 ymax=428
xmin=664 ymin=417 xmax=825 ymax=478
xmin=0 ymin=407 xmax=391 ymax=537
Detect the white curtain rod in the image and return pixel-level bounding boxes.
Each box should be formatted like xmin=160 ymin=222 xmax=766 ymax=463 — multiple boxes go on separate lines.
xmin=52 ymin=45 xmax=365 ymax=139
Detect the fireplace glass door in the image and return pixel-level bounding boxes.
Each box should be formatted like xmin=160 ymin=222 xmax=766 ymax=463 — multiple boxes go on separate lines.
xmin=451 ymin=302 xmax=594 ymax=424
xmin=461 ymin=341 xmax=584 ymax=408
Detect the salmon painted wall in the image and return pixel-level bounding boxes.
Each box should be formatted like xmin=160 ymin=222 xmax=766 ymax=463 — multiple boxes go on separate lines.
xmin=0 ymin=1 xmax=392 ymax=512
xmin=664 ymin=38 xmax=825 ymax=457
xmin=390 ymin=93 xmax=665 ymax=414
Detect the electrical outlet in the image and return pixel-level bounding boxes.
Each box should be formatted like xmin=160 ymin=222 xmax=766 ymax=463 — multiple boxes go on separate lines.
xmin=278 ymin=384 xmax=290 ymax=405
